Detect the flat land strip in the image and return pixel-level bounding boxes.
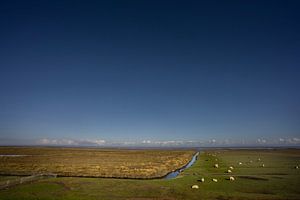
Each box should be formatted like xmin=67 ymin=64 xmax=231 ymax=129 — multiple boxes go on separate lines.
xmin=0 ymin=148 xmax=300 ymax=200
xmin=0 ymin=147 xmax=195 ymax=178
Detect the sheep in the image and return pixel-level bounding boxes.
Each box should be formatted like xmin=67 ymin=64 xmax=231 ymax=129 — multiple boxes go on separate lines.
xmin=227 ymin=169 xmax=232 ymax=173
xmin=261 ymin=164 xmax=265 ymax=167
xmin=229 ymin=176 xmax=235 ymax=181
xmin=198 ymin=177 xmax=205 ymax=182
xmin=258 ymin=158 xmax=261 ymax=161
xmin=212 ymin=178 xmax=218 ymax=182
xmin=229 ymin=166 xmax=234 ymax=170
xmin=191 ymin=185 xmax=199 ymax=189
xmin=295 ymin=166 xmax=299 ymax=169
xmin=238 ymin=162 xmax=242 ymax=165
xmin=214 ymin=163 xmax=219 ymax=168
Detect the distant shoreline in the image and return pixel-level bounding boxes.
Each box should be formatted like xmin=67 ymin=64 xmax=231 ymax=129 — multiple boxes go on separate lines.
xmin=0 ymin=145 xmax=299 ymax=150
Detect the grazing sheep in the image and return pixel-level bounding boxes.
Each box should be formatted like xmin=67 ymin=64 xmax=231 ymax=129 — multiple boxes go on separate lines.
xmin=229 ymin=176 xmax=235 ymax=181
xmin=191 ymin=185 xmax=199 ymax=189
xmin=238 ymin=162 xmax=242 ymax=165
xmin=258 ymin=158 xmax=261 ymax=161
xmin=229 ymin=166 xmax=234 ymax=170
xmin=261 ymin=164 xmax=265 ymax=167
xmin=227 ymin=169 xmax=232 ymax=173
xmin=214 ymin=163 xmax=219 ymax=168
xmin=198 ymin=177 xmax=205 ymax=182
xmin=212 ymin=178 xmax=218 ymax=182
xmin=295 ymin=166 xmax=299 ymax=169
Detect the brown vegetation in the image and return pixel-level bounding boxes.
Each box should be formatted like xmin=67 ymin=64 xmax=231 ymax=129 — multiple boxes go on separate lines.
xmin=0 ymin=147 xmax=195 ymax=178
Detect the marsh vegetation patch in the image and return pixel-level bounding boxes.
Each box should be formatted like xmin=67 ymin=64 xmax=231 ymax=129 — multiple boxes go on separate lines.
xmin=0 ymin=147 xmax=195 ymax=179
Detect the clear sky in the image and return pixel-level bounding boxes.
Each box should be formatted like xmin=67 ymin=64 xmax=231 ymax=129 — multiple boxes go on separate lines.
xmin=0 ymin=0 xmax=299 ymax=146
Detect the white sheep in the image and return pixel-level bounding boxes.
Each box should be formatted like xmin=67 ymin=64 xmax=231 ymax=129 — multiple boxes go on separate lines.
xmin=295 ymin=166 xmax=299 ymax=169
xmin=212 ymin=178 xmax=218 ymax=182
xmin=199 ymin=177 xmax=205 ymax=182
xmin=238 ymin=162 xmax=242 ymax=165
xmin=191 ymin=185 xmax=199 ymax=189
xmin=227 ymin=169 xmax=232 ymax=173
xmin=261 ymin=164 xmax=265 ymax=167
xmin=229 ymin=166 xmax=234 ymax=170
xmin=229 ymin=176 xmax=235 ymax=181
xmin=214 ymin=163 xmax=219 ymax=168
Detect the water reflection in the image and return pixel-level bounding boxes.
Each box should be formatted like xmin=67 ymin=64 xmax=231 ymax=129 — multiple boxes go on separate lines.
xmin=164 ymin=152 xmax=199 ymax=179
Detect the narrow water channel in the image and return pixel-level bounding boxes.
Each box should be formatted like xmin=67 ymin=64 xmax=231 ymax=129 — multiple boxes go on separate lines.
xmin=164 ymin=152 xmax=199 ymax=179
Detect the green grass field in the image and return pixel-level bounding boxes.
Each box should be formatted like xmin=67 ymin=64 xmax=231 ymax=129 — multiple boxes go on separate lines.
xmin=0 ymin=148 xmax=299 ymax=200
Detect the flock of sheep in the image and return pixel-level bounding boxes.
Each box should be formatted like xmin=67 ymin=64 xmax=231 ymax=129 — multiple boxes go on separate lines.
xmin=191 ymin=153 xmax=237 ymax=189
xmin=191 ymin=152 xmax=299 ymax=189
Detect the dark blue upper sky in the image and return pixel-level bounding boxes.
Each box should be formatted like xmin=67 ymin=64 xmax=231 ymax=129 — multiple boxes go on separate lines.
xmin=0 ymin=0 xmax=299 ymax=146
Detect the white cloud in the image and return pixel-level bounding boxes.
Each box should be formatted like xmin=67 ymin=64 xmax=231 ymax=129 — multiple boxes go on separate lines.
xmin=209 ymin=139 xmax=216 ymax=144
xmin=38 ymin=138 xmax=77 ymax=145
xmin=286 ymin=137 xmax=300 ymax=144
xmin=87 ymin=139 xmax=106 ymax=145
xmin=257 ymin=138 xmax=267 ymax=144
xmin=36 ymin=137 xmax=300 ymax=147
xmin=37 ymin=138 xmax=105 ymax=146
xmin=122 ymin=141 xmax=137 ymax=145
xmin=276 ymin=137 xmax=300 ymax=145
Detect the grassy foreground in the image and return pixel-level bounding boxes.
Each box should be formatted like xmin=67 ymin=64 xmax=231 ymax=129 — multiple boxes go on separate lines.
xmin=0 ymin=148 xmax=300 ymax=200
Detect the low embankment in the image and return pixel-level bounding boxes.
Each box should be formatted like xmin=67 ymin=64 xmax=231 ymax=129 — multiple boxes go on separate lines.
xmin=0 ymin=174 xmax=57 ymax=190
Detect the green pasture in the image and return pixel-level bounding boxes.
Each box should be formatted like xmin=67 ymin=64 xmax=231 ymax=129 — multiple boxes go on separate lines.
xmin=0 ymin=149 xmax=299 ymax=200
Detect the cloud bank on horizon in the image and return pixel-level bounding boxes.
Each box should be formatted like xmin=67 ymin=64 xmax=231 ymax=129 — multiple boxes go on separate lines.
xmin=1 ymin=137 xmax=300 ymax=147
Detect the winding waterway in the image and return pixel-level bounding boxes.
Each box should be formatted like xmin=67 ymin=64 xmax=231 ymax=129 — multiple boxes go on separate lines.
xmin=164 ymin=152 xmax=199 ymax=179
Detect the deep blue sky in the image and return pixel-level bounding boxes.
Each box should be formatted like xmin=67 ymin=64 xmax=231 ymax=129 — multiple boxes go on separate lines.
xmin=0 ymin=0 xmax=299 ymax=146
